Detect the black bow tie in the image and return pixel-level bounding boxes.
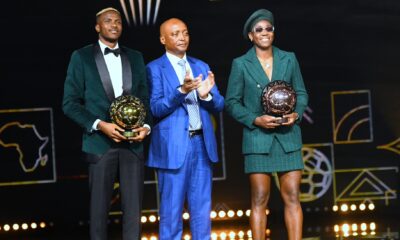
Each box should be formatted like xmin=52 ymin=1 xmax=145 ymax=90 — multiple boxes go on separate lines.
xmin=104 ymin=47 xmax=121 ymax=57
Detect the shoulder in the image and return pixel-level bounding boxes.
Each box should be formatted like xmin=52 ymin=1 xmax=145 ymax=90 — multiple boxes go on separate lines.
xmin=121 ymin=46 xmax=144 ymax=58
xmin=187 ymin=56 xmax=208 ymax=66
xmin=273 ymin=46 xmax=296 ymax=60
xmin=71 ymin=44 xmax=94 ymax=56
xmin=146 ymin=55 xmax=165 ymax=68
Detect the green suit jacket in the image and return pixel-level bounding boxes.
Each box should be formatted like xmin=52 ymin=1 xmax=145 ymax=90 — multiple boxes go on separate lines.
xmin=225 ymin=46 xmax=308 ymax=154
xmin=62 ymin=43 xmax=150 ymax=155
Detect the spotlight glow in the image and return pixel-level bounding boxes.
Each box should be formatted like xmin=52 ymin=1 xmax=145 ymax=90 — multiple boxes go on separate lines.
xmin=12 ymin=224 xmax=19 ymax=231
xmin=183 ymin=234 xmax=191 ymax=240
xmin=368 ymin=203 xmax=375 ymax=210
xmin=360 ymin=223 xmax=367 ymax=231
xmin=218 ymin=211 xmax=226 ymax=218
xmin=40 ymin=222 xmax=46 ymax=228
xmin=334 ymin=225 xmax=339 ymax=232
xmin=247 ymin=230 xmax=252 ymax=237
xmin=149 ymin=215 xmax=157 ymax=222
xmin=21 ymin=223 xmax=28 ymax=230
xmin=31 ymin=223 xmax=37 ymax=229
xmin=227 ymin=210 xmax=235 ymax=218
xmin=342 ymin=223 xmax=350 ymax=233
xmin=340 ymin=204 xmax=348 ymax=212
xmin=3 ymin=224 xmax=10 ymax=231
xmin=245 ymin=209 xmax=251 ymax=217
xmin=351 ymin=223 xmax=358 ymax=231
xmin=359 ymin=203 xmax=366 ymax=211
xmin=220 ymin=232 xmax=227 ymax=239
xmin=183 ymin=212 xmax=190 ymax=220
xmin=370 ymin=222 xmax=376 ymax=231
xmin=210 ymin=211 xmax=217 ymax=219
xmin=350 ymin=204 xmax=357 ymax=211
xmin=236 ymin=210 xmax=244 ymax=217
xmin=332 ymin=205 xmax=339 ymax=212
xmin=141 ymin=216 xmax=147 ymax=223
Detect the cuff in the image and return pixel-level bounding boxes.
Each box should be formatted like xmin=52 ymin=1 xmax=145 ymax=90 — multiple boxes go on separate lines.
xmin=143 ymin=124 xmax=151 ymax=135
xmin=92 ymin=119 xmax=101 ymax=131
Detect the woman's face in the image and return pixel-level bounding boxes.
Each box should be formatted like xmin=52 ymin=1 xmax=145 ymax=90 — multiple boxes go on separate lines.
xmin=248 ymin=20 xmax=275 ymax=49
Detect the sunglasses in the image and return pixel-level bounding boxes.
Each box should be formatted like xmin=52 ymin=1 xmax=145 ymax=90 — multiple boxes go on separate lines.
xmin=253 ymin=26 xmax=275 ymax=33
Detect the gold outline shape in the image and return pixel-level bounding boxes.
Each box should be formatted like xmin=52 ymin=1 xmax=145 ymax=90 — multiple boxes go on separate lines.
xmin=377 ymin=137 xmax=400 ymax=155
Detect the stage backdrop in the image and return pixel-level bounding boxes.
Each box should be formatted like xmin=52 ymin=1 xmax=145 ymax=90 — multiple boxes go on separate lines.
xmin=0 ymin=0 xmax=399 ymax=226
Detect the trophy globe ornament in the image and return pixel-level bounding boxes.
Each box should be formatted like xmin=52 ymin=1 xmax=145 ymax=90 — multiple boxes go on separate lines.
xmin=262 ymin=80 xmax=297 ymax=124
xmin=109 ymin=95 xmax=146 ymax=137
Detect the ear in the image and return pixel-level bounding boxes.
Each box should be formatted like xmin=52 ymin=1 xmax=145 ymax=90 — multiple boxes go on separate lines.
xmin=95 ymin=24 xmax=100 ymax=33
xmin=160 ymin=36 xmax=165 ymax=45
xmin=248 ymin=32 xmax=253 ymax=42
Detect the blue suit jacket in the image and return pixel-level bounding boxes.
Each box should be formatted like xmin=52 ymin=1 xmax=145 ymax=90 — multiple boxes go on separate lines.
xmin=146 ymin=54 xmax=224 ymax=169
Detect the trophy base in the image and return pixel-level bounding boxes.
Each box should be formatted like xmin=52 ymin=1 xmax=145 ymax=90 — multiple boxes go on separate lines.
xmin=123 ymin=130 xmax=137 ymax=138
xmin=274 ymin=117 xmax=288 ymax=124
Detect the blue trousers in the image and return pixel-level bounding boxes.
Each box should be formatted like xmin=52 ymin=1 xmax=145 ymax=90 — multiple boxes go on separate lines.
xmin=157 ymin=135 xmax=213 ymax=240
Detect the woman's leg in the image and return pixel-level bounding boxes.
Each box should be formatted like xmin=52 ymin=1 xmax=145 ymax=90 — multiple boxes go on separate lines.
xmin=278 ymin=170 xmax=303 ymax=240
xmin=249 ymin=173 xmax=272 ymax=240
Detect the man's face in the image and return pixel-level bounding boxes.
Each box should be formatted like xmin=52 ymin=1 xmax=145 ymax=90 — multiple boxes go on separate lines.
xmin=160 ymin=19 xmax=189 ymax=58
xmin=248 ymin=20 xmax=275 ymax=49
xmin=95 ymin=11 xmax=122 ymax=45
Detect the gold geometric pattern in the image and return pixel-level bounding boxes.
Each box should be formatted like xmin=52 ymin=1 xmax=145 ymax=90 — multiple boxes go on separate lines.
xmin=335 ymin=168 xmax=397 ymax=205
xmin=331 ymin=90 xmax=373 ymax=144
xmin=377 ymin=137 xmax=400 ymax=155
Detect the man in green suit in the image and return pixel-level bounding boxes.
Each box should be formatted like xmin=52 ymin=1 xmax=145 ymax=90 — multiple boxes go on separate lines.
xmin=225 ymin=9 xmax=308 ymax=240
xmin=62 ymin=7 xmax=150 ymax=240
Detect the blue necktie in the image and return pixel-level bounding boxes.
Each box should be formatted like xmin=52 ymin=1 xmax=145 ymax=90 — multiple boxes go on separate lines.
xmin=178 ymin=59 xmax=201 ymax=130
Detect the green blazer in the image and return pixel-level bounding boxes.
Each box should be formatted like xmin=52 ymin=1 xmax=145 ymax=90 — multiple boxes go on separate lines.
xmin=225 ymin=46 xmax=308 ymax=154
xmin=63 ymin=43 xmax=150 ymax=155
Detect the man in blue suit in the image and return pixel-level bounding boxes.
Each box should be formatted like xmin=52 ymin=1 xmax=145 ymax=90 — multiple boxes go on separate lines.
xmin=146 ymin=18 xmax=224 ymax=239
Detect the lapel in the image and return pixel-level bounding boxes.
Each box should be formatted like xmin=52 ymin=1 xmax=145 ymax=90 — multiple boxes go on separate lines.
xmin=93 ymin=43 xmax=115 ymax=101
xmin=160 ymin=54 xmax=181 ymax=90
xmin=271 ymin=46 xmax=289 ymax=82
xmin=243 ymin=46 xmax=290 ymax=88
xmin=120 ymin=47 xmax=132 ymax=96
xmin=187 ymin=56 xmax=200 ymax=81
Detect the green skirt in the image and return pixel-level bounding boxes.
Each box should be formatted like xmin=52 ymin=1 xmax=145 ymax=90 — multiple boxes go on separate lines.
xmin=244 ymin=137 xmax=304 ymax=174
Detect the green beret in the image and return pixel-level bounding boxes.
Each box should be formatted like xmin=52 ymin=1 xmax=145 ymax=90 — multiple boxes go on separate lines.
xmin=243 ymin=9 xmax=274 ymax=39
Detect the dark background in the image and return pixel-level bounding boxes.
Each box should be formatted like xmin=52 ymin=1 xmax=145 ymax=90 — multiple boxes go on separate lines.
xmin=0 ymin=0 xmax=399 ymax=232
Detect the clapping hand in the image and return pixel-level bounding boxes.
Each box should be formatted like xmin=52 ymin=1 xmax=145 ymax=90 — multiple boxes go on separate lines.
xmin=197 ymin=71 xmax=215 ymax=99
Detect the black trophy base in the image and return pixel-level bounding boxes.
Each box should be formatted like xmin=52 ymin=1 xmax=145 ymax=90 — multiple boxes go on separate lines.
xmin=274 ymin=117 xmax=289 ymax=124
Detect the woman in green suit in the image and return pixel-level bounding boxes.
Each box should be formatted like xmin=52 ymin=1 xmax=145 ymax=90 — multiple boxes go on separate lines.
xmin=225 ymin=9 xmax=308 ymax=240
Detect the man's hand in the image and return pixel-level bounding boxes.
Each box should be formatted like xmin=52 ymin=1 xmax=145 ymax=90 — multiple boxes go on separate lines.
xmin=254 ymin=115 xmax=281 ymax=129
xmin=181 ymin=71 xmax=201 ymax=94
xmin=197 ymin=71 xmax=215 ymax=99
xmin=127 ymin=127 xmax=150 ymax=143
xmin=97 ymin=121 xmax=126 ymax=142
xmin=281 ymin=112 xmax=299 ymax=126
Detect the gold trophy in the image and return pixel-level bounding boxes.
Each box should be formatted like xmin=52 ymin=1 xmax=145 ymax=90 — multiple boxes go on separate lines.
xmin=109 ymin=95 xmax=146 ymax=137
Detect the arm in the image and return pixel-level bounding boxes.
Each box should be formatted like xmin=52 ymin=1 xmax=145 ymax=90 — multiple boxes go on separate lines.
xmin=146 ymin=65 xmax=187 ymax=118
xmin=290 ymin=53 xmax=308 ymax=122
xmin=62 ymin=51 xmax=98 ymax=133
xmin=224 ymin=59 xmax=259 ymax=129
xmin=197 ymin=66 xmax=224 ymax=113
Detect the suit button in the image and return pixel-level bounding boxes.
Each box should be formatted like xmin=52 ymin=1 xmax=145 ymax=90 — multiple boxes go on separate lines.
xmin=257 ymin=84 xmax=261 ymax=88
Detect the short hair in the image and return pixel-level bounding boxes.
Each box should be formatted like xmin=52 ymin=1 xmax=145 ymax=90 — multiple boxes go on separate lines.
xmin=96 ymin=7 xmax=121 ymax=20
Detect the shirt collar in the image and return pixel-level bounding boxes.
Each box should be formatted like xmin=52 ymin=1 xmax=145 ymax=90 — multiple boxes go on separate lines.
xmin=166 ymin=52 xmax=187 ymax=65
xmin=98 ymin=40 xmax=120 ymax=55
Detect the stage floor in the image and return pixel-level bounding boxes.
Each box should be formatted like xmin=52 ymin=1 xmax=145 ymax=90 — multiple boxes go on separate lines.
xmin=0 ymin=215 xmax=398 ymax=240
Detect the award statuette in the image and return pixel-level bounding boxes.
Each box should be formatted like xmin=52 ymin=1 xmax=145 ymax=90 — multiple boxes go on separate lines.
xmin=261 ymin=80 xmax=297 ymax=124
xmin=109 ymin=95 xmax=146 ymax=138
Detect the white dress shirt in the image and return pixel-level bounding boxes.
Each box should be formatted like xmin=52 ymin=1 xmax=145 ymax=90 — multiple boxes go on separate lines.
xmin=92 ymin=40 xmax=150 ymax=133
